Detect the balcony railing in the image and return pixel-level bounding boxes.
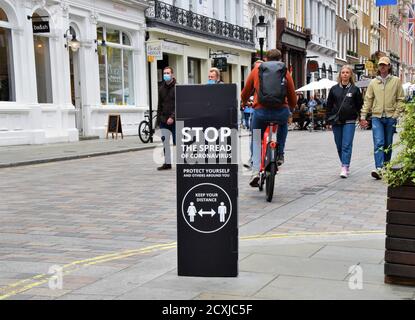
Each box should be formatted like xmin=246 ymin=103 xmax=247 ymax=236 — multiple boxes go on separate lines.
xmin=146 ymin=0 xmax=254 ymax=47
xmin=286 ymin=22 xmax=308 ymax=34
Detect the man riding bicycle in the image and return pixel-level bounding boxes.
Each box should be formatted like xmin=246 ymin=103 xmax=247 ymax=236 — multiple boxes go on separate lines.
xmin=241 ymin=49 xmax=297 ymax=187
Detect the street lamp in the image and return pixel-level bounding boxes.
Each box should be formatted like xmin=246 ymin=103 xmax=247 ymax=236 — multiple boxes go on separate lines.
xmin=256 ymin=16 xmax=267 ymax=61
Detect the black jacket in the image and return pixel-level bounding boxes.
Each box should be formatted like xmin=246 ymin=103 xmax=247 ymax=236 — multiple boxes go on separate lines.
xmin=157 ymin=79 xmax=176 ymax=125
xmin=326 ymin=83 xmax=363 ymax=123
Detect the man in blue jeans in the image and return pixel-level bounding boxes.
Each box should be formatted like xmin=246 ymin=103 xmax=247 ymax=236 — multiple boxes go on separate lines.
xmin=360 ymin=56 xmax=405 ymax=179
xmin=241 ymin=49 xmax=297 ymax=187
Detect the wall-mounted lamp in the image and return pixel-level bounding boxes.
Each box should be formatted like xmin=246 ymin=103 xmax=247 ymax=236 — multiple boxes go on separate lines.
xmin=94 ymin=39 xmax=106 ymax=53
xmin=64 ymin=28 xmax=80 ymax=52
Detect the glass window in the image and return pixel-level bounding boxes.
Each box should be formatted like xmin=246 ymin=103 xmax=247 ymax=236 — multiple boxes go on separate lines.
xmin=97 ymin=26 xmax=135 ymax=106
xmin=122 ymin=32 xmax=131 ymax=46
xmin=97 ymin=26 xmax=104 ymax=42
xmin=0 ymin=9 xmax=15 ymax=102
xmin=106 ymin=27 xmax=120 ymax=44
xmin=188 ymin=58 xmax=201 ymax=84
xmin=107 ymin=47 xmax=122 ymax=105
xmin=98 ymin=46 xmax=107 ymax=104
xmin=34 ymin=35 xmax=53 ymax=103
xmin=0 ymin=8 xmax=8 ymax=21
xmin=123 ymin=50 xmax=134 ymax=105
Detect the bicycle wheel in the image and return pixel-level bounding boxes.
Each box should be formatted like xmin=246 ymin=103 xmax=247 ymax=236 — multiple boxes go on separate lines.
xmin=138 ymin=121 xmax=151 ymax=144
xmin=265 ymin=162 xmax=277 ymax=202
xmin=259 ymin=173 xmax=265 ymax=192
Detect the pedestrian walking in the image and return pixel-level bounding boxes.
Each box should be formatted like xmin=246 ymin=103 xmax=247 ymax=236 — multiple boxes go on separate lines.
xmin=156 ymin=66 xmax=176 ymax=171
xmin=359 ymin=56 xmax=405 ymax=180
xmin=243 ymin=97 xmax=254 ymax=130
xmin=326 ymin=65 xmax=363 ymax=178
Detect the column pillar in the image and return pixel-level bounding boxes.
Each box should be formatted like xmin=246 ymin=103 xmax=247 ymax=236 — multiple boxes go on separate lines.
xmin=305 ymin=0 xmax=311 ymax=29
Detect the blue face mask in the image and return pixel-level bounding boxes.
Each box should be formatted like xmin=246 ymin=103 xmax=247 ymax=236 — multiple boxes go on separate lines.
xmin=163 ymin=74 xmax=172 ymax=82
xmin=207 ymin=79 xmax=216 ymax=85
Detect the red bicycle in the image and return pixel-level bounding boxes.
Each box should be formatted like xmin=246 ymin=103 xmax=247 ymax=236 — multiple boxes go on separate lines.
xmin=258 ymin=122 xmax=279 ymax=202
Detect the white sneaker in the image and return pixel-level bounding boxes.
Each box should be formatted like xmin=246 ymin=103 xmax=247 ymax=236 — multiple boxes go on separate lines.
xmin=371 ymin=169 xmax=382 ymax=180
xmin=340 ymin=166 xmax=348 ymax=179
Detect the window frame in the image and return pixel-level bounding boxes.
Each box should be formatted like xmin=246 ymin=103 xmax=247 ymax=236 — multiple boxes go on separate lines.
xmin=0 ymin=7 xmax=15 ymax=102
xmin=97 ymin=26 xmax=135 ymax=106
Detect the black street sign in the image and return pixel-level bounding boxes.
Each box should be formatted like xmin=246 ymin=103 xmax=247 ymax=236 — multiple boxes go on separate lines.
xmin=176 ymin=84 xmax=239 ymax=277
xmin=354 ymin=64 xmax=365 ymax=72
xmin=213 ymin=57 xmax=228 ymax=72
xmin=32 ymin=21 xmax=50 ymax=34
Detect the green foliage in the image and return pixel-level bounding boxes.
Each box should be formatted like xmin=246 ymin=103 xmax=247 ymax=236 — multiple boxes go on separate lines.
xmin=383 ymin=103 xmax=415 ymax=186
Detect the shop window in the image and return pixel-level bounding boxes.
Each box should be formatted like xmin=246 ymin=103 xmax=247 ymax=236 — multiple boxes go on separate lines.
xmin=321 ymin=63 xmax=327 ymax=79
xmin=98 ymin=26 xmax=134 ymax=106
xmin=188 ymin=58 xmax=201 ymax=84
xmin=122 ymin=32 xmax=131 ymax=46
xmin=0 ymin=8 xmax=7 ymax=21
xmin=0 ymin=7 xmax=15 ymax=102
xmin=33 ymin=13 xmax=53 ymax=103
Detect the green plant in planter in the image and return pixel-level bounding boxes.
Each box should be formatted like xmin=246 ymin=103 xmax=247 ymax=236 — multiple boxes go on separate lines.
xmin=383 ymin=102 xmax=415 ymax=187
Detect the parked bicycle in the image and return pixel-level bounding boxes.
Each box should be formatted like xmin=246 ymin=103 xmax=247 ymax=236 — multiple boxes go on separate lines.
xmin=258 ymin=122 xmax=279 ymax=202
xmin=138 ymin=111 xmax=157 ymax=144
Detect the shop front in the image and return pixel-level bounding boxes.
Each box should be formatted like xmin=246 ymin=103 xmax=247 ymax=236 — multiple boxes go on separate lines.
xmin=145 ymin=0 xmax=254 ymax=114
xmin=276 ymin=18 xmax=311 ymax=89
xmin=0 ymin=0 xmax=148 ymax=146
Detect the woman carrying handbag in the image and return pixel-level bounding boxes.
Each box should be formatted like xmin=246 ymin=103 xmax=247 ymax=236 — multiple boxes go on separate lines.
xmin=326 ymin=65 xmax=363 ymax=178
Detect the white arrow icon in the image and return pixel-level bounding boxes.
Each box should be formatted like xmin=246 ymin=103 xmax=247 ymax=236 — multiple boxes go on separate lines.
xmin=198 ymin=209 xmax=216 ymax=217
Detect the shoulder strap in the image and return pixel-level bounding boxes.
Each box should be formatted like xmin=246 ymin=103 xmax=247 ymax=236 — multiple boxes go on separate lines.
xmin=334 ymin=85 xmax=353 ymax=116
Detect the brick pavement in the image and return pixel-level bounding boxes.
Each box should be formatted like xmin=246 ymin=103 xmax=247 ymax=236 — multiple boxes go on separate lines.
xmin=0 ymin=129 xmax=404 ymax=300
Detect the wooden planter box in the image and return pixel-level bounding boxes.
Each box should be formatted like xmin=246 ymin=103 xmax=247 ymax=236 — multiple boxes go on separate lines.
xmin=385 ymin=181 xmax=415 ymax=286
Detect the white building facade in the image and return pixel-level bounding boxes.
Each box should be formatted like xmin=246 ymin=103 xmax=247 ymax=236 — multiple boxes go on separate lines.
xmin=145 ymin=0 xmax=255 ymax=112
xmin=248 ymin=0 xmax=277 ymax=54
xmin=304 ymin=0 xmax=337 ymax=82
xmin=0 ymin=0 xmax=148 ymax=146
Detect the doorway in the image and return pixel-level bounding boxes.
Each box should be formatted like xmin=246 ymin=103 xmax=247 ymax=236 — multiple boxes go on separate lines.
xmin=69 ymin=36 xmax=83 ymax=136
xmin=221 ymin=64 xmax=232 ymax=83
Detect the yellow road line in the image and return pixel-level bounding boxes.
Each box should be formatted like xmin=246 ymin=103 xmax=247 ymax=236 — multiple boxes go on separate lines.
xmin=0 ymin=242 xmax=177 ymax=300
xmin=240 ymin=230 xmax=385 ymax=241
xmin=0 ymin=230 xmax=384 ymax=300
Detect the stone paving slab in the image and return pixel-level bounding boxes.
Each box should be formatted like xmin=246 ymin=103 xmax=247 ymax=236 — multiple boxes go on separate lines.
xmin=253 ymin=275 xmax=415 ymax=300
xmin=239 ymin=243 xmax=325 ymax=258
xmin=116 ymin=287 xmax=200 ymax=300
xmin=240 ymin=253 xmax=353 ymax=281
xmin=310 ymin=246 xmax=385 ymax=264
xmin=139 ymin=270 xmax=277 ymax=298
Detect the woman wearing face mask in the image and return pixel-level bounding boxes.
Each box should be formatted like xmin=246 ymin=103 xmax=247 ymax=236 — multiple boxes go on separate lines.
xmin=326 ymin=65 xmax=363 ymax=178
xmin=207 ymin=68 xmax=224 ymax=84
xmin=156 ymin=66 xmax=176 ymax=171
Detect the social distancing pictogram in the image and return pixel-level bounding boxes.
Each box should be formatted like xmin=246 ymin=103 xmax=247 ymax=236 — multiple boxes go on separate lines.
xmin=182 ymin=183 xmax=232 ymax=234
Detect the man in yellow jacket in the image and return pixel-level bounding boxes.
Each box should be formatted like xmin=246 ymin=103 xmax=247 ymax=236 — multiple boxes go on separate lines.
xmin=360 ymin=56 xmax=405 ymax=180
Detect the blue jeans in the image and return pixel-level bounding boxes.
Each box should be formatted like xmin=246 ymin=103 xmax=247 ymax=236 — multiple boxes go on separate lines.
xmin=160 ymin=122 xmax=176 ymax=165
xmin=332 ymin=123 xmax=356 ymax=167
xmin=243 ymin=112 xmax=252 ymax=129
xmin=371 ymin=117 xmax=396 ymax=169
xmin=251 ymin=108 xmax=290 ymax=172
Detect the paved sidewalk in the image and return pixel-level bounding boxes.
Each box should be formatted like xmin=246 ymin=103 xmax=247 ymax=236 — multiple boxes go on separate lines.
xmin=0 ymin=129 xmax=414 ymax=300
xmin=0 ymin=130 xmax=252 ymax=168
xmin=0 ymin=136 xmax=160 ymax=168
xmin=2 ymin=233 xmax=415 ymax=300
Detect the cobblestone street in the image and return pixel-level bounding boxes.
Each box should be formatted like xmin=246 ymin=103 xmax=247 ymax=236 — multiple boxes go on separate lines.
xmin=1 ymin=129 xmax=412 ymax=300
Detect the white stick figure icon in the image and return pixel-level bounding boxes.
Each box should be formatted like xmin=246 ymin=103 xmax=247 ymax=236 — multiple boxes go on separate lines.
xmin=187 ymin=202 xmax=197 ymax=223
xmin=218 ymin=202 xmax=227 ymax=223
